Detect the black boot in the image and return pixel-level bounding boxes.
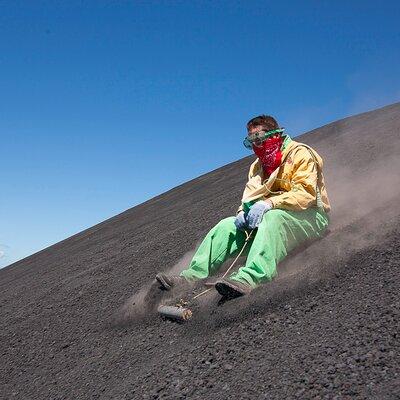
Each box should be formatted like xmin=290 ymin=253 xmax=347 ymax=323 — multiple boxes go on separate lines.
xmin=215 ymin=278 xmax=252 ymax=298
xmin=155 ymin=273 xmax=189 ymax=291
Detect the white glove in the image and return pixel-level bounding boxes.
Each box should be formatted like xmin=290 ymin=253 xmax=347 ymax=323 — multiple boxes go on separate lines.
xmin=247 ymin=200 xmax=273 ymax=229
xmin=234 ymin=211 xmax=248 ymax=231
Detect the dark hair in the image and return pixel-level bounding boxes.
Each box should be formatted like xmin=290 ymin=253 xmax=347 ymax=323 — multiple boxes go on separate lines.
xmin=246 ymin=115 xmax=279 ymax=132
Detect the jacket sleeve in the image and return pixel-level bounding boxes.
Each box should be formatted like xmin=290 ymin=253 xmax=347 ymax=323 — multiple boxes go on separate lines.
xmin=236 ymin=186 xmax=248 ymax=214
xmin=269 ymin=149 xmax=319 ymax=211
xmin=236 ymin=163 xmax=256 ymax=214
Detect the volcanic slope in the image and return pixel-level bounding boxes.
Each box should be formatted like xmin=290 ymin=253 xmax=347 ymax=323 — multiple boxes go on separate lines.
xmin=1 ymin=103 xmax=400 ymax=399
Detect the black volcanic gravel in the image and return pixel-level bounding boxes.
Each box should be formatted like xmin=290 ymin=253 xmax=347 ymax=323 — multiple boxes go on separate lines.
xmin=1 ymin=103 xmax=400 ymax=399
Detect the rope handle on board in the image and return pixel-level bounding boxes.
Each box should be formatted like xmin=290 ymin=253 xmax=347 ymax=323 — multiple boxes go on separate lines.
xmin=191 ymin=229 xmax=254 ymax=301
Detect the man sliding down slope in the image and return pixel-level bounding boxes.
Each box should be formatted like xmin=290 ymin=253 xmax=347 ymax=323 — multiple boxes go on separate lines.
xmin=156 ymin=115 xmax=331 ymax=299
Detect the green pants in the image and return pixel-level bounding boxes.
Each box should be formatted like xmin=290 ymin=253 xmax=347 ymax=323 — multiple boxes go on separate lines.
xmin=180 ymin=208 xmax=329 ymax=287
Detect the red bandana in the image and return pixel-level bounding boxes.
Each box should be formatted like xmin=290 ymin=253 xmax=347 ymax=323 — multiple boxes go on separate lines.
xmin=253 ymin=136 xmax=284 ymax=177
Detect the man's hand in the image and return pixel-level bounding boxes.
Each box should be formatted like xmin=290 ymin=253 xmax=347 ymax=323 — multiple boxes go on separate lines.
xmin=247 ymin=200 xmax=273 ymax=229
xmin=234 ymin=211 xmax=248 ymax=231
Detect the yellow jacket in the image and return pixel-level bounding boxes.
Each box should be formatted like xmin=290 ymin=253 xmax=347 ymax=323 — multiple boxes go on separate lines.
xmin=238 ymin=137 xmax=330 ymax=213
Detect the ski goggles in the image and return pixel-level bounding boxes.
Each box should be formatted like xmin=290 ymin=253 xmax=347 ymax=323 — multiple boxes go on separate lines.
xmin=243 ymin=128 xmax=285 ymax=150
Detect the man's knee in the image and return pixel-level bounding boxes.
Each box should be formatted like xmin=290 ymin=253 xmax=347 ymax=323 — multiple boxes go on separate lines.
xmin=215 ymin=216 xmax=236 ymax=231
xmin=255 ymin=209 xmax=290 ymax=235
xmin=208 ymin=216 xmax=237 ymax=239
xmin=261 ymin=209 xmax=288 ymax=226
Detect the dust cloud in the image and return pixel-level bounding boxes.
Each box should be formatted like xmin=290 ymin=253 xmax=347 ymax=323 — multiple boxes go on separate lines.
xmin=327 ymin=154 xmax=400 ymax=231
xmin=275 ymin=141 xmax=400 ymax=293
xmin=113 ymin=245 xmax=200 ymax=325
xmin=116 ymin=121 xmax=400 ymax=325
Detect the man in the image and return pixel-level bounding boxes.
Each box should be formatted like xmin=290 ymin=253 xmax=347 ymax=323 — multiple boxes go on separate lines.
xmin=156 ymin=115 xmax=330 ymax=298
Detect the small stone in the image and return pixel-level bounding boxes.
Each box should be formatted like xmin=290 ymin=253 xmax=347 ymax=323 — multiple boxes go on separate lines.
xmin=223 ymin=363 xmax=233 ymax=370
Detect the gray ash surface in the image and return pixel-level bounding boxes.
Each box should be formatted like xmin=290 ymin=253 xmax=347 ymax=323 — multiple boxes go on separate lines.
xmin=1 ymin=103 xmax=400 ymax=399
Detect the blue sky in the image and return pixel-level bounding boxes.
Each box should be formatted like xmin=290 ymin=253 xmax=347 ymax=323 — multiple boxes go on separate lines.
xmin=1 ymin=1 xmax=400 ymax=268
